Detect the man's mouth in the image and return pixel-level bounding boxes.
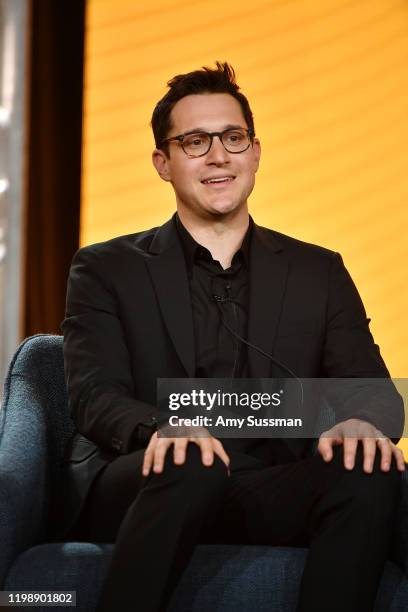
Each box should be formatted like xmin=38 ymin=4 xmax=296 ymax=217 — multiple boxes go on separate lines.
xmin=201 ymin=176 xmax=235 ymax=185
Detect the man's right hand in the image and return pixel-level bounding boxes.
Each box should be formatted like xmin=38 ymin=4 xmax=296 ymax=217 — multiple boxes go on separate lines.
xmin=142 ymin=426 xmax=230 ymax=477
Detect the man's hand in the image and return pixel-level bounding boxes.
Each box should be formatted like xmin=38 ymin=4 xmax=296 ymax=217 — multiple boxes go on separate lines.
xmin=142 ymin=426 xmax=230 ymax=477
xmin=318 ymin=418 xmax=406 ymax=474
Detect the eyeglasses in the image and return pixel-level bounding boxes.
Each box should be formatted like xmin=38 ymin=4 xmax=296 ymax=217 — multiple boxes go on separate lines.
xmin=161 ymin=127 xmax=254 ymax=158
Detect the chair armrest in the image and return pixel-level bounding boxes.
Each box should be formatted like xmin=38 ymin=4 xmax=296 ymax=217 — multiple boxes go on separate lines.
xmin=0 ymin=343 xmax=49 ymax=587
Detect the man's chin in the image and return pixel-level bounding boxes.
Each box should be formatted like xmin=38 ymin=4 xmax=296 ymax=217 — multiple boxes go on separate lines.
xmin=204 ymin=199 xmax=244 ymax=217
xmin=177 ymin=197 xmax=247 ymax=220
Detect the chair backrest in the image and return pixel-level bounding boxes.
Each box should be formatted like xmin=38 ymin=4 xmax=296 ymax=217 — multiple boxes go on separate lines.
xmin=0 ymin=334 xmax=76 ymax=546
xmin=4 ymin=334 xmax=75 ymax=484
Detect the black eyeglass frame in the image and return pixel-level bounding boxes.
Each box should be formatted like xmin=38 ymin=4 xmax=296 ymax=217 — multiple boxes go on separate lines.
xmin=160 ymin=127 xmax=255 ymax=158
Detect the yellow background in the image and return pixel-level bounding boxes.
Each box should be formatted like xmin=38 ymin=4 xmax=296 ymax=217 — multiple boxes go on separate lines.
xmin=81 ymin=1 xmax=408 ymax=449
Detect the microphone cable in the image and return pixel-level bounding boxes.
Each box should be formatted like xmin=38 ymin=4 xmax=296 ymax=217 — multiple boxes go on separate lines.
xmin=213 ymin=294 xmax=304 ymax=406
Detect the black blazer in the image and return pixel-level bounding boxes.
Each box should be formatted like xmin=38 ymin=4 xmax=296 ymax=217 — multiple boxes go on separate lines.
xmin=58 ymin=214 xmax=403 ymax=537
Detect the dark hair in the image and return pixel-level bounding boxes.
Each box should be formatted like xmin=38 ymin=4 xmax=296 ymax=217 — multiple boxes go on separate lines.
xmin=151 ymin=61 xmax=255 ymax=157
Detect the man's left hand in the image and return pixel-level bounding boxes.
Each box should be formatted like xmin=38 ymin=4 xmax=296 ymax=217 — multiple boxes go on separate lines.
xmin=318 ymin=418 xmax=406 ymax=473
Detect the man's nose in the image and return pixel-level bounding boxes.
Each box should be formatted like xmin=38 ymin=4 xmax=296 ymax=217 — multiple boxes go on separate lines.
xmin=205 ymin=135 xmax=230 ymax=164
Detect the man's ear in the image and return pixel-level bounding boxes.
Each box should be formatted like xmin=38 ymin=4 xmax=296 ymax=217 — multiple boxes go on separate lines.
xmin=252 ymin=138 xmax=261 ymax=173
xmin=152 ymin=148 xmax=172 ymax=182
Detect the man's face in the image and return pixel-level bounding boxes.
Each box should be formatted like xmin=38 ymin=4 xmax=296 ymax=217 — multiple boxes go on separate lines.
xmin=152 ymin=93 xmax=261 ymax=219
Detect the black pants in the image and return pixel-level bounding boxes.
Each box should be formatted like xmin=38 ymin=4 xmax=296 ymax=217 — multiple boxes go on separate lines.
xmin=73 ymin=443 xmax=401 ymax=612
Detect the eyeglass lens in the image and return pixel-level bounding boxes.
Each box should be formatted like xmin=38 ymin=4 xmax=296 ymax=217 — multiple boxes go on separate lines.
xmin=182 ymin=129 xmax=250 ymax=156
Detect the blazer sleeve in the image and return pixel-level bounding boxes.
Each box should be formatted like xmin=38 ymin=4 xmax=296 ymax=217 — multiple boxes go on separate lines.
xmin=321 ymin=252 xmax=404 ymax=442
xmin=61 ymin=245 xmax=163 ymax=454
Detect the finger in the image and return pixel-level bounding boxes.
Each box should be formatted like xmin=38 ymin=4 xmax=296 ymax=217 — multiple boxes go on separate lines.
xmin=152 ymin=440 xmax=171 ymax=474
xmin=317 ymin=437 xmax=334 ymax=461
xmin=392 ymin=445 xmax=406 ymax=472
xmin=195 ymin=437 xmax=215 ymax=466
xmin=375 ymin=437 xmax=392 ymax=472
xmin=173 ymin=438 xmax=188 ymax=465
xmin=142 ymin=433 xmax=157 ymax=476
xmin=142 ymin=447 xmax=155 ymax=476
xmin=343 ymin=437 xmax=358 ymax=470
xmin=212 ymin=440 xmax=231 ymax=472
xmin=361 ymin=437 xmax=377 ymax=473
xmin=318 ymin=434 xmax=341 ymax=462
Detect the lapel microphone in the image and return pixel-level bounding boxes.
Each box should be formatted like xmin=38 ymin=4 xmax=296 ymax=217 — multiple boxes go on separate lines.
xmin=213 ymin=294 xmax=233 ymax=303
xmin=212 ymin=294 xmax=304 ymax=406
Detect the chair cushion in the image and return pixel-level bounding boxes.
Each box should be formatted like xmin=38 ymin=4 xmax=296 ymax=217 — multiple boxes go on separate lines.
xmin=5 ymin=543 xmax=408 ymax=612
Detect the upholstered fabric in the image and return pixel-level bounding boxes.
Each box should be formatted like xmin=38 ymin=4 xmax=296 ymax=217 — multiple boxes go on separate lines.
xmin=1 ymin=334 xmax=408 ymax=611
xmin=4 ymin=543 xmax=408 ymax=612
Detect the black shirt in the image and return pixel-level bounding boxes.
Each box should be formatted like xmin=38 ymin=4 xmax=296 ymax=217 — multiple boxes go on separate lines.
xmin=175 ymin=213 xmax=251 ymax=378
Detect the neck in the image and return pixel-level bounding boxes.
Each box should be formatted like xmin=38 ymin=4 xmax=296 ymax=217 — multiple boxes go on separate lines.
xmin=177 ymin=205 xmax=249 ymax=269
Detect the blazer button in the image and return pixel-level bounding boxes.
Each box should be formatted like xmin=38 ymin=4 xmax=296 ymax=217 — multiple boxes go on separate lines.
xmin=150 ymin=416 xmax=160 ymax=429
xmin=111 ymin=437 xmax=123 ymax=451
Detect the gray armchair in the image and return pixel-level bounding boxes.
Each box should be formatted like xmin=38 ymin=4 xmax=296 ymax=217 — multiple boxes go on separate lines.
xmin=1 ymin=334 xmax=408 ymax=611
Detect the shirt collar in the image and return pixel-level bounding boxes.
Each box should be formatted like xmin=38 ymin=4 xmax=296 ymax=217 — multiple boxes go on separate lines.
xmin=175 ymin=212 xmax=252 ymax=276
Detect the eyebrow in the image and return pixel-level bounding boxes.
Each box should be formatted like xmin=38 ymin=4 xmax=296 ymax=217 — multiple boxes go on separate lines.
xmin=182 ymin=124 xmax=245 ymax=135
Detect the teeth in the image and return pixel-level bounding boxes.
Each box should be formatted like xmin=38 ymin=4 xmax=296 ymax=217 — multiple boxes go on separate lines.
xmin=203 ymin=177 xmax=232 ymax=184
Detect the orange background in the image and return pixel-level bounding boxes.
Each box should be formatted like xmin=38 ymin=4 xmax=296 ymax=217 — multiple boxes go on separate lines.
xmin=81 ymin=0 xmax=408 ymax=447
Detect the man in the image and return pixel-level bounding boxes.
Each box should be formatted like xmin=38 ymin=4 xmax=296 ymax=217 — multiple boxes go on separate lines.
xmin=61 ymin=62 xmax=405 ymax=612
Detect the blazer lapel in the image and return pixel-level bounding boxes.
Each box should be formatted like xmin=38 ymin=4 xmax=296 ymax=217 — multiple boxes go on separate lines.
xmin=248 ymin=224 xmax=306 ymax=461
xmin=145 ymin=216 xmax=195 ymax=377
xmin=247 ymin=223 xmax=289 ymax=378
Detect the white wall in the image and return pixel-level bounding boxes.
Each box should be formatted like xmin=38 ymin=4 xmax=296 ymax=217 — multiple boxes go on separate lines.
xmin=0 ymin=0 xmax=29 ymax=394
